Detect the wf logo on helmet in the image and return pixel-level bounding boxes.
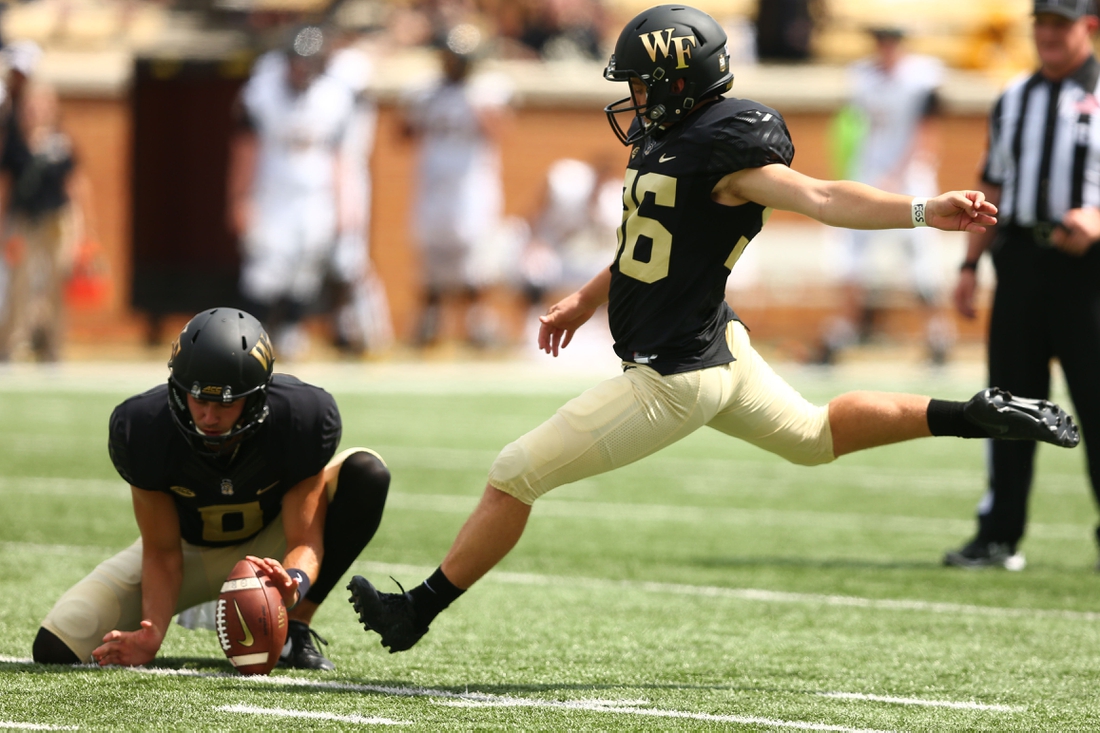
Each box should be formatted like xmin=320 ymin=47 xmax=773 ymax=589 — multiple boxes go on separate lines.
xmin=638 ymin=28 xmax=697 ymax=69
xmin=249 ymin=331 xmax=274 ymax=371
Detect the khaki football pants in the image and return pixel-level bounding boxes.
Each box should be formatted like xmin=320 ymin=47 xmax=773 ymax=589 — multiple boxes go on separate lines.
xmin=39 ymin=447 xmax=376 ymax=663
xmin=488 ymin=321 xmax=834 ymax=504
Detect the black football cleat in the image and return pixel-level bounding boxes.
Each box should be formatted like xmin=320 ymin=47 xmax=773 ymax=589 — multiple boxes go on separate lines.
xmin=347 ymin=576 xmax=428 ymax=653
xmin=964 ymin=388 xmax=1080 ymax=448
xmin=278 ymin=620 xmax=335 ymax=671
xmin=943 ymin=538 xmax=1026 ymax=571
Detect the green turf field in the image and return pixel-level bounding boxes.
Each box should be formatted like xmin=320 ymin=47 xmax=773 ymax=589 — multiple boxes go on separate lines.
xmin=2 ymin=360 xmax=1098 ymax=731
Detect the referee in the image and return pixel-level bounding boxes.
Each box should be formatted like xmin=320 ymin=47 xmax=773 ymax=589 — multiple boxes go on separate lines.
xmin=947 ymin=0 xmax=1100 ymax=570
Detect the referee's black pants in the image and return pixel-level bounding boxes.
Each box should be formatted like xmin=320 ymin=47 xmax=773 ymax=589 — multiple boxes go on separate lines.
xmin=979 ymin=231 xmax=1100 ymax=547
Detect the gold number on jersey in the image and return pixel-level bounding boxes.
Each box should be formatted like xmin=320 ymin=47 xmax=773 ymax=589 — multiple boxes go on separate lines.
xmin=618 ymin=169 xmax=676 ymax=283
xmin=198 ymin=501 xmax=264 ymax=543
xmin=724 ymin=208 xmax=772 ymax=270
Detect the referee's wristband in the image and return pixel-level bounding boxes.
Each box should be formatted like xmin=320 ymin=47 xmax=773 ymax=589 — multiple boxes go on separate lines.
xmin=911 ymin=197 xmax=929 ymax=227
xmin=286 ymin=568 xmax=310 ymax=609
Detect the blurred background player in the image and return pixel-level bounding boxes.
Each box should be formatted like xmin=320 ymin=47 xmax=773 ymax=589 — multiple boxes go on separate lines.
xmin=324 ymin=26 xmax=393 ymax=357
xmin=0 ymin=76 xmax=93 ymax=362
xmin=814 ymin=26 xmax=955 ymax=366
xmin=401 ymin=23 xmax=513 ymax=349
xmin=32 ymin=307 xmax=391 ymax=670
xmin=228 ymin=25 xmax=357 ymax=360
xmin=518 ymin=155 xmax=622 ymax=343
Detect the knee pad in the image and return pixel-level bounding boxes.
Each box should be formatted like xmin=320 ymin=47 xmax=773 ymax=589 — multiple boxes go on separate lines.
xmin=336 ymin=450 xmax=391 ymax=509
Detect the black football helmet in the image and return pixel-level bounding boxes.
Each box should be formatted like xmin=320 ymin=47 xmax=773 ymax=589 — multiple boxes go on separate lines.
xmin=604 ymin=5 xmax=734 ymax=145
xmin=167 ymin=308 xmax=275 ymax=455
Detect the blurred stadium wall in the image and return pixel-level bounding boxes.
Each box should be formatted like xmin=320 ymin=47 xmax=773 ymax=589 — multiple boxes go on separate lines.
xmin=3 ymin=0 xmax=1042 ymax=354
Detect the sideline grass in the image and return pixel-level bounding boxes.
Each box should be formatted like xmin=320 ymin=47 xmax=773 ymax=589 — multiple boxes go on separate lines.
xmin=1 ymin=360 xmax=1098 ymax=731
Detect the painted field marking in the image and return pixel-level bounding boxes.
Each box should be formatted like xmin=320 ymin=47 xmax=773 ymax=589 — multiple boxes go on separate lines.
xmin=1 ymin=534 xmax=1097 ymax=625
xmin=432 ymin=697 xmax=892 ymax=731
xmin=363 ymin=561 xmax=1100 ymax=623
xmin=0 ymin=477 xmax=1082 ymax=541
xmin=216 ymin=704 xmax=407 ymax=726
xmin=818 ymin=692 xmax=1021 ymax=712
xmin=0 ymin=657 xmax=1018 ymax=724
xmin=0 ymin=722 xmax=77 ymax=730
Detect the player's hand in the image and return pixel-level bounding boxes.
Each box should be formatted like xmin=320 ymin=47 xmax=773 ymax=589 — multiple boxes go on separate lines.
xmin=91 ymin=620 xmax=163 ymax=667
xmin=953 ymin=268 xmax=979 ymax=319
xmin=926 ymin=191 xmax=998 ymax=233
xmin=245 ymin=555 xmax=298 ymax=608
xmin=538 ymin=291 xmax=598 ymax=356
xmin=1052 ymin=208 xmax=1100 ymax=256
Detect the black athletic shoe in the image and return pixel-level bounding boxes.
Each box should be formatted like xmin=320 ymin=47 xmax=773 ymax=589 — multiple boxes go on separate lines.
xmin=278 ymin=620 xmax=335 ymax=671
xmin=347 ymin=576 xmax=428 ymax=653
xmin=964 ymin=388 xmax=1080 ymax=448
xmin=943 ymin=539 xmax=1026 ymax=571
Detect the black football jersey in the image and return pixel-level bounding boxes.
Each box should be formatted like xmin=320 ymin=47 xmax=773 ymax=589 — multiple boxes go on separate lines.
xmin=108 ymin=374 xmax=341 ymax=547
xmin=609 ymin=97 xmax=795 ymax=375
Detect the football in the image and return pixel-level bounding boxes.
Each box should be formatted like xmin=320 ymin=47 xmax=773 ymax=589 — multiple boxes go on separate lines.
xmin=215 ymin=558 xmax=288 ymax=675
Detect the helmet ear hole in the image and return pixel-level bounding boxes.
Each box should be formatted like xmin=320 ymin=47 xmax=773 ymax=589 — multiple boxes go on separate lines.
xmin=671 ymin=78 xmax=686 ymax=94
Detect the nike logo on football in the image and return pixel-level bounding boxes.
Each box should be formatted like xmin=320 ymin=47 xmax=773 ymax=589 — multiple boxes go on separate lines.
xmin=233 ymin=601 xmax=255 ymax=647
xmin=659 ymin=154 xmax=676 ymax=163
xmin=256 ymin=481 xmax=278 ymax=495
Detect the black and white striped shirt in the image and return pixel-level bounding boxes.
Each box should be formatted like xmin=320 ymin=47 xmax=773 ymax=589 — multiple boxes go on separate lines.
xmin=983 ymin=55 xmax=1100 ymax=226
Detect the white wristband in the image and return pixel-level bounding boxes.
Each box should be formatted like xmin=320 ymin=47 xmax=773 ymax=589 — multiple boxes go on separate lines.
xmin=911 ymin=197 xmax=928 ymax=227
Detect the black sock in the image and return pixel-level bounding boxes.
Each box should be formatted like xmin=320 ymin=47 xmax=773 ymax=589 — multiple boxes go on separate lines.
xmin=408 ymin=567 xmax=464 ymax=628
xmin=927 ymin=399 xmax=988 ymax=439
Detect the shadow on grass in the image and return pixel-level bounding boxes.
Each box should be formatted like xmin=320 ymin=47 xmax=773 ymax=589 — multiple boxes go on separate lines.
xmin=0 ymin=656 xmax=235 ymax=674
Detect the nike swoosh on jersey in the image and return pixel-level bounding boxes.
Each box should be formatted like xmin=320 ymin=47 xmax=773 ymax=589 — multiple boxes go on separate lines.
xmin=256 ymin=481 xmax=279 ymax=495
xmin=233 ymin=600 xmax=255 ymax=647
xmin=659 ymin=154 xmax=677 ymax=162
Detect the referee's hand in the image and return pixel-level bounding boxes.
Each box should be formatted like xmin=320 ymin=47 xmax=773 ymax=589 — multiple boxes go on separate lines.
xmin=1052 ymin=208 xmax=1100 ymax=256
xmin=953 ymin=270 xmax=979 ymax=320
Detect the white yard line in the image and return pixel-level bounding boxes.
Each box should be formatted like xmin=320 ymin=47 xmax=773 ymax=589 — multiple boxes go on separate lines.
xmin=0 ymin=655 xmax=1026 ymax=721
xmin=2 ymin=473 xmax=1089 ymax=541
xmin=1 ymin=538 xmax=1097 ymax=623
xmin=362 ymin=560 xmax=1100 ymax=623
xmin=818 ymin=692 xmax=1020 ymax=712
xmin=0 ymin=723 xmax=77 ymax=730
xmin=0 ymin=659 xmax=892 ymax=732
xmin=432 ymin=698 xmax=892 ymax=731
xmin=216 ymin=704 xmax=408 ymax=726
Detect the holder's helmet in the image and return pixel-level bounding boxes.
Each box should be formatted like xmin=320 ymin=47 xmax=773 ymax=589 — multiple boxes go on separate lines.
xmin=167 ymin=308 xmax=274 ymax=455
xmin=603 ymin=5 xmax=734 ymax=145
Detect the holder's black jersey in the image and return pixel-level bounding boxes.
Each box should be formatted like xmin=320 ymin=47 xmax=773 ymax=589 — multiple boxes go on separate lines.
xmin=108 ymin=374 xmax=341 ymax=547
xmin=609 ymin=97 xmax=794 ymax=375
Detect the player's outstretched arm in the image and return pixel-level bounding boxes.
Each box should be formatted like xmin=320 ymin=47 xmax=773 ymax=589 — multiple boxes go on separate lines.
xmin=714 ymin=164 xmax=996 ymax=233
xmin=538 ymin=267 xmax=612 ymax=356
xmin=92 ymin=488 xmax=182 ymax=667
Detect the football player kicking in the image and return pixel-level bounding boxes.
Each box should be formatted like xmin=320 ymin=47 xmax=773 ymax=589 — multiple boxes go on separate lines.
xmin=348 ymin=4 xmax=1081 ymax=653
xmin=33 ymin=308 xmax=390 ymax=670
